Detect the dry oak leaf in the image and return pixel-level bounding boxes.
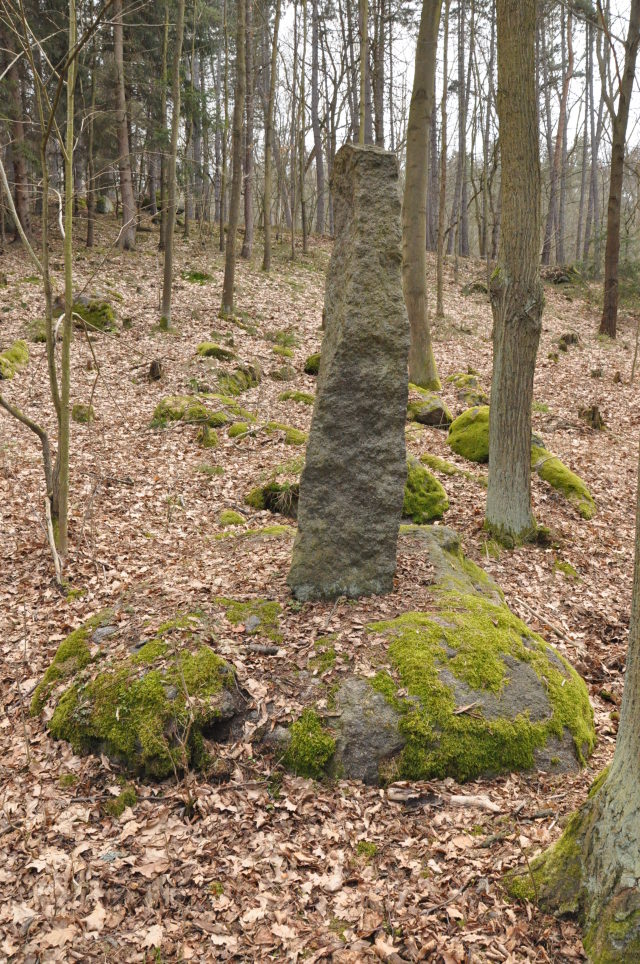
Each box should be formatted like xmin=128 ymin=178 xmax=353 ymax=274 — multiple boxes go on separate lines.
xmin=83 ymin=902 xmax=107 ymax=932
xmin=141 ymin=924 xmax=163 ymax=948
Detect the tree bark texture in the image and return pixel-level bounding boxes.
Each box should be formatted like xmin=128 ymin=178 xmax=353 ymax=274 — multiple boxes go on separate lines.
xmin=221 ymin=0 xmax=247 ymax=315
xmin=113 ymin=0 xmax=136 ymax=249
xmin=486 ymin=0 xmax=543 ymax=544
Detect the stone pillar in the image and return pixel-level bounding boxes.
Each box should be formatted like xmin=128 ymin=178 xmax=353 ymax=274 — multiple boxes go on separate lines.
xmin=287 ymin=144 xmax=409 ymax=600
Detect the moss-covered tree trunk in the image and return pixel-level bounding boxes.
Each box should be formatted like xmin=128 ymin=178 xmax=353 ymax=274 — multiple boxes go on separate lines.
xmin=402 ymin=0 xmax=442 ymax=390
xmin=485 ymin=0 xmax=543 ymax=545
xmin=510 ymin=435 xmax=640 ymax=960
xmin=221 ymin=0 xmax=246 ymax=316
xmin=599 ymin=0 xmax=640 ymax=339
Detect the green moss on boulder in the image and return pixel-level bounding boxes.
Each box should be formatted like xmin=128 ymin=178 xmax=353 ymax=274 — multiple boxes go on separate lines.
xmin=283 ymin=710 xmax=336 ymax=778
xmin=72 ymin=403 xmax=95 ymax=424
xmin=407 ymin=390 xmax=452 ymax=428
xmin=446 ymin=371 xmax=489 ymax=407
xmin=447 ymin=406 xmax=490 ymax=463
xmin=403 ymin=458 xmax=449 ymax=523
xmin=197 ymin=342 xmax=236 ymax=361
xmin=218 ymin=364 xmax=261 ymax=396
xmin=70 ymin=299 xmax=116 ymax=332
xmin=152 ymin=395 xmax=210 ymax=427
xmin=304 ymin=352 xmax=321 ymax=375
xmin=33 ymin=612 xmax=241 ymax=778
xmin=0 ymin=339 xmax=29 ymax=380
xmin=228 ymin=422 xmax=250 ymax=438
xmin=368 ymin=588 xmax=595 ymax=783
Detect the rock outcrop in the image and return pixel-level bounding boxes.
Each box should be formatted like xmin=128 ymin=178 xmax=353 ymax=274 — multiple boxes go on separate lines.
xmin=288 ymin=144 xmax=410 ymax=600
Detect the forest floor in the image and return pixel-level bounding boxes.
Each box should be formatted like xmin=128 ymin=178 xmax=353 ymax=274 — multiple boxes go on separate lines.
xmin=1 ymin=217 xmax=639 ymax=963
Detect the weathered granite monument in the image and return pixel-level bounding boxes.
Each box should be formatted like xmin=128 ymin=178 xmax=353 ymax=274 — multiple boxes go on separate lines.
xmin=287 ymin=144 xmax=410 ymax=599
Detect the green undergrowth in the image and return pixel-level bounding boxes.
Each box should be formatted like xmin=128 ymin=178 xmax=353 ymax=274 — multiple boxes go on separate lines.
xmin=219 ymin=510 xmax=245 ymax=527
xmin=367 ymin=591 xmax=594 ymax=783
xmin=403 ymin=459 xmax=449 ymax=523
xmin=183 ymin=269 xmax=212 ymax=284
xmin=0 ymin=339 xmax=29 ymax=379
xmin=72 ymin=403 xmax=95 ymax=424
xmin=105 ymin=785 xmax=137 ymax=818
xmin=152 ymin=394 xmax=255 ymax=430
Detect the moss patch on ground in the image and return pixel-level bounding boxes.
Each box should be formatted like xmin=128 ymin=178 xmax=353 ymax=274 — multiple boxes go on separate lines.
xmin=152 ymin=394 xmax=255 ymax=431
xmin=219 ymin=510 xmax=245 ymax=527
xmin=278 ymin=390 xmax=314 ymax=406
xmin=216 ymin=597 xmax=282 ymax=642
xmin=368 ymin=590 xmax=594 ymax=783
xmin=420 ymin=453 xmax=487 ymax=488
xmin=403 ymin=459 xmax=449 ymax=523
xmin=266 ymin=422 xmax=307 ymax=445
xmin=0 ymin=339 xmax=29 ymax=380
xmin=531 ymin=445 xmax=596 ymax=520
xmin=197 ymin=342 xmax=236 ymax=361
xmin=447 ymin=406 xmax=490 ymax=463
xmin=32 ymin=612 xmax=239 ymax=778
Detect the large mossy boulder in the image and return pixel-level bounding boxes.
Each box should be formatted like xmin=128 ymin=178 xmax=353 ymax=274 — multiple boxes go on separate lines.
xmin=31 ymin=611 xmax=244 ymax=778
xmin=282 ymin=527 xmax=595 ymax=785
xmin=446 ymin=372 xmax=489 ymax=408
xmin=54 ymin=294 xmax=116 ymax=332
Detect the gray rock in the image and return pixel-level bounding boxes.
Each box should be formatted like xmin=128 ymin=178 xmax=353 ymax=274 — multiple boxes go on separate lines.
xmin=92 ymin=626 xmax=117 ymax=644
xmin=331 ymin=679 xmax=405 ymax=784
xmin=288 ymin=145 xmax=409 ymax=600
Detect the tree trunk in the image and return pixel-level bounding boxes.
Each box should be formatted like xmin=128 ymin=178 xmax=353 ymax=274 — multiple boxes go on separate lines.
xmin=372 ymin=0 xmax=385 ymax=146
xmin=541 ymin=6 xmax=573 ymax=266
xmin=311 ymin=0 xmax=326 ymax=234
xmin=86 ymin=52 xmax=96 ymax=247
xmin=575 ymin=18 xmax=590 ymax=262
xmin=160 ymin=0 xmax=186 ymax=326
xmin=403 ymin=0 xmax=442 ymax=390
xmin=221 ymin=0 xmax=247 ymax=315
xmin=358 ymin=0 xmax=373 ymax=144
xmin=599 ymin=0 xmax=640 ymax=338
xmin=220 ymin=0 xmax=230 ymax=252
xmin=159 ymin=0 xmax=169 ymax=250
xmin=512 ymin=430 xmax=640 ymax=960
xmin=485 ymin=0 xmax=543 ymax=545
xmin=113 ymin=0 xmax=136 ymax=249
xmin=241 ymin=0 xmax=255 ymax=258
xmin=436 ymin=0 xmax=450 ymax=319
xmin=262 ymin=0 xmax=281 ymax=271
xmin=5 ymin=37 xmax=30 ymax=237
